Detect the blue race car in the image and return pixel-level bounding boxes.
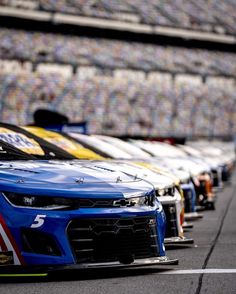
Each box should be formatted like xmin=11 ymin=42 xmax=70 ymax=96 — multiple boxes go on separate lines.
xmin=0 ymin=140 xmax=177 ymax=275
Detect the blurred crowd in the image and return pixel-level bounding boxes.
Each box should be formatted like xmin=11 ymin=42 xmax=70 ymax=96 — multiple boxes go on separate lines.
xmin=0 ymin=72 xmax=235 ymax=137
xmin=0 ymin=0 xmax=235 ymax=34
xmin=0 ymin=28 xmax=236 ymax=77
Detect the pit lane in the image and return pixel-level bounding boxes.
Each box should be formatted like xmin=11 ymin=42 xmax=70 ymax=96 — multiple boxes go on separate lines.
xmin=0 ymin=172 xmax=236 ymax=294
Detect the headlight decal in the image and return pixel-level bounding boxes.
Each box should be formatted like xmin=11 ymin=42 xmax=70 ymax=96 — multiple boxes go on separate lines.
xmin=113 ymin=194 xmax=155 ymax=207
xmin=156 ymin=186 xmax=175 ymax=197
xmin=2 ymin=192 xmax=78 ymax=210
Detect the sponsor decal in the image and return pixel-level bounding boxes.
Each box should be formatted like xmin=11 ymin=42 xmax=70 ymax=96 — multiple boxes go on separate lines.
xmin=29 ymin=129 xmax=83 ymax=153
xmin=47 ymin=137 xmax=79 ymax=152
xmin=45 ymin=122 xmax=87 ymax=134
xmin=0 ymin=214 xmax=24 ymax=265
xmin=0 ymin=128 xmax=45 ymax=156
xmin=0 ymin=251 xmax=14 ymax=265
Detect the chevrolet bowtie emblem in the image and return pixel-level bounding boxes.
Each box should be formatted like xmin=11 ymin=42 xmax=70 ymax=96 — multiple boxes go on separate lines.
xmin=113 ymin=199 xmax=134 ymax=207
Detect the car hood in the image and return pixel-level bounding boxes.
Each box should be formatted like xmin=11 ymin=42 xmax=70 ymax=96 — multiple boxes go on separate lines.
xmin=0 ymin=160 xmax=154 ymax=199
xmin=161 ymin=157 xmax=205 ymax=177
xmin=130 ymin=158 xmax=191 ymax=184
xmin=72 ymin=160 xmax=175 ymax=189
xmin=187 ymin=157 xmax=211 ymax=173
xmin=167 ymin=168 xmax=191 ymax=183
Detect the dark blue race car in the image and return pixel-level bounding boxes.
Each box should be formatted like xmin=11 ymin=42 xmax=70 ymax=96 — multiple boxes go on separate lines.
xmin=0 ymin=140 xmax=177 ymax=275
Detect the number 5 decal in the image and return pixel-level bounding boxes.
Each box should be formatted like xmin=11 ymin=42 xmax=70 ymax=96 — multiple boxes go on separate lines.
xmin=31 ymin=215 xmax=46 ymax=228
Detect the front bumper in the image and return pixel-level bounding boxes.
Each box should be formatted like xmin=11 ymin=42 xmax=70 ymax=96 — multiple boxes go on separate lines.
xmin=0 ymin=195 xmax=172 ymax=267
xmin=159 ymin=192 xmax=184 ymax=242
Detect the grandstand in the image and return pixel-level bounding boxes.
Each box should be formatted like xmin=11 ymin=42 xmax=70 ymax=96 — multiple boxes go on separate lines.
xmin=1 ymin=28 xmax=236 ymax=77
xmin=0 ymin=72 xmax=235 ymax=137
xmin=0 ymin=1 xmax=235 ymax=138
xmin=1 ymin=0 xmax=236 ymax=35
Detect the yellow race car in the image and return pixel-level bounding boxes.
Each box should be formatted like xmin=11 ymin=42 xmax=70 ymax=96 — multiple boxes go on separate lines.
xmin=23 ymin=127 xmax=103 ymax=160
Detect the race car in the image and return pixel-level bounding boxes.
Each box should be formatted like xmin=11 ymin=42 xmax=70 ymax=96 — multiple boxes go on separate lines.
xmin=94 ymin=135 xmax=198 ymax=214
xmin=177 ymin=144 xmax=223 ymax=189
xmin=68 ymin=134 xmax=200 ymax=218
xmin=84 ymin=160 xmax=194 ymax=245
xmin=0 ymin=139 xmax=178 ymax=275
xmin=21 ymin=126 xmax=103 ymax=160
xmin=186 ymin=141 xmax=235 ymax=186
xmin=131 ymin=139 xmax=215 ymax=210
xmin=0 ymin=124 xmax=192 ymax=245
xmin=22 ymin=127 xmax=194 ymax=245
xmin=33 ymin=130 xmax=195 ymax=243
xmin=24 ymin=126 xmax=132 ymax=160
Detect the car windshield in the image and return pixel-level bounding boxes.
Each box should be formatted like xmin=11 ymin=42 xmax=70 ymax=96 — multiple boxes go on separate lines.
xmin=0 ymin=123 xmax=76 ymax=160
xmin=23 ymin=127 xmax=102 ymax=160
xmin=0 ymin=139 xmax=36 ymax=161
xmin=96 ymin=135 xmax=152 ymax=159
xmin=68 ymin=133 xmax=132 ymax=159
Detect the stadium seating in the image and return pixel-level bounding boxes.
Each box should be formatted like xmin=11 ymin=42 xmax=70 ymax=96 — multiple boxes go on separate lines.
xmin=1 ymin=0 xmax=236 ymax=34
xmin=0 ymin=72 xmax=235 ymax=136
xmin=0 ymin=29 xmax=236 ymax=77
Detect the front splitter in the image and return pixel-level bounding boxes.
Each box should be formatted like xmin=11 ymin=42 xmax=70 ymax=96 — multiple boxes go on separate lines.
xmin=184 ymin=212 xmax=203 ymax=221
xmin=182 ymin=221 xmax=194 ymax=229
xmin=63 ymin=256 xmax=179 ymax=269
xmin=0 ymin=256 xmax=179 ymax=275
xmin=164 ymin=236 xmax=194 ymax=245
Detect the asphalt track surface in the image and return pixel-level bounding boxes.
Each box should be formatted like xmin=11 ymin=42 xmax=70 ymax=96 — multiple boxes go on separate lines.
xmin=1 ymin=171 xmax=236 ymax=294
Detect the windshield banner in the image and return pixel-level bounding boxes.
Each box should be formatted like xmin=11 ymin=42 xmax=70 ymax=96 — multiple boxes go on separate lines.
xmin=45 ymin=122 xmax=87 ymax=134
xmin=0 ymin=128 xmax=45 ymax=155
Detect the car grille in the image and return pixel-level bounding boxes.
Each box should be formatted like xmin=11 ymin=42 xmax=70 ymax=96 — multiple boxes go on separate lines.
xmin=67 ymin=216 xmax=159 ymax=264
xmin=162 ymin=204 xmax=179 ymax=238
xmin=79 ymin=199 xmax=114 ymax=208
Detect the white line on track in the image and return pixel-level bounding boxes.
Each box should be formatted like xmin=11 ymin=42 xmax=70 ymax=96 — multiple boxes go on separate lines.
xmin=159 ymin=269 xmax=236 ymax=275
